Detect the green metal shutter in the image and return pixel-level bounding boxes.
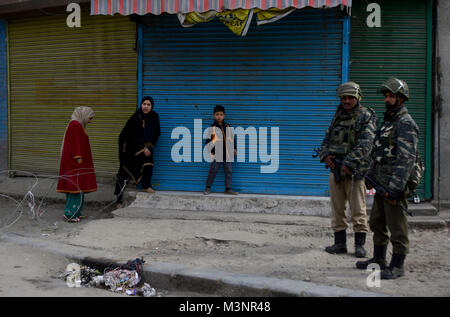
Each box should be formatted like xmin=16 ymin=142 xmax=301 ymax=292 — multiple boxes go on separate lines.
xmin=350 ymin=0 xmax=432 ymax=200
xmin=8 ymin=10 xmax=137 ymax=180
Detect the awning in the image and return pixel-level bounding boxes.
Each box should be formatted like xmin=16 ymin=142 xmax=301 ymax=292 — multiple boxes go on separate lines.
xmin=90 ymin=0 xmax=352 ymax=16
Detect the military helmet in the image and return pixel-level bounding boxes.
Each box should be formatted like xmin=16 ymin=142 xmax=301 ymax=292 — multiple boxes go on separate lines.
xmin=379 ymin=77 xmax=409 ymax=100
xmin=337 ymin=82 xmax=362 ymax=101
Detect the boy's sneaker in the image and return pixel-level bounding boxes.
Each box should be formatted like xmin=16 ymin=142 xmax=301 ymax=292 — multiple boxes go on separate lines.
xmin=224 ymin=189 xmax=238 ymax=195
xmin=204 ymin=188 xmax=211 ymax=195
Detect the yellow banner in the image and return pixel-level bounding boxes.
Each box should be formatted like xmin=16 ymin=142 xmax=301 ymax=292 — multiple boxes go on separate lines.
xmin=177 ymin=10 xmax=217 ymax=27
xmin=255 ymin=7 xmax=295 ymax=26
xmin=177 ymin=7 xmax=296 ymax=37
xmin=216 ymin=9 xmax=254 ymax=36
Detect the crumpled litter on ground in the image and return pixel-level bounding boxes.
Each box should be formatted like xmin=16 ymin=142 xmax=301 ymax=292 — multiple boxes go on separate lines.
xmin=63 ymin=263 xmax=82 ymax=288
xmin=62 ymin=257 xmax=158 ymax=297
xmin=139 ymin=283 xmax=157 ymax=297
xmin=103 ymin=268 xmax=140 ymax=292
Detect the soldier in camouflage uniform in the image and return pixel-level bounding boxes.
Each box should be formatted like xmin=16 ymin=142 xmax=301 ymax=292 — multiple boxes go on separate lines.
xmin=319 ymin=82 xmax=378 ymax=258
xmin=356 ymin=77 xmax=419 ymax=280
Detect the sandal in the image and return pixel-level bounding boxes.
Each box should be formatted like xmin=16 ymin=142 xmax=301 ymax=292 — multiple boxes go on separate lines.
xmin=63 ymin=215 xmax=80 ymax=223
xmin=142 ymin=187 xmax=155 ymax=194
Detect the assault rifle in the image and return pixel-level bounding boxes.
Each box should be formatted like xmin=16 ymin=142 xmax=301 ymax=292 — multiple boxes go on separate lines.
xmin=325 ymin=157 xmax=343 ymax=184
xmin=312 ymin=149 xmax=412 ymax=217
xmin=334 ymin=158 xmax=413 ymax=217
xmin=365 ymin=174 xmax=413 ymax=217
xmin=312 ymin=148 xmax=343 ymax=184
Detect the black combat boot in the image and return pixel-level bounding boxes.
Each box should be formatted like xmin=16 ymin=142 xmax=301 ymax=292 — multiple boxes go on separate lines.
xmin=381 ymin=253 xmax=406 ymax=279
xmin=325 ymin=230 xmax=347 ymax=254
xmin=354 ymin=232 xmax=367 ymax=258
xmin=355 ymin=245 xmax=388 ymax=270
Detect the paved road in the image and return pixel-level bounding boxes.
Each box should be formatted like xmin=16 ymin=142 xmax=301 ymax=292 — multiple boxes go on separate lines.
xmin=0 ymin=241 xmax=122 ymax=297
xmin=0 ymin=198 xmax=214 ymax=297
xmin=1 ymin=195 xmax=450 ymax=297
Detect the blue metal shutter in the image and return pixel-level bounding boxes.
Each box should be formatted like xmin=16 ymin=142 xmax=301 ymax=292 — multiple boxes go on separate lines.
xmin=142 ymin=8 xmax=344 ymax=195
xmin=0 ymin=20 xmax=7 ymax=171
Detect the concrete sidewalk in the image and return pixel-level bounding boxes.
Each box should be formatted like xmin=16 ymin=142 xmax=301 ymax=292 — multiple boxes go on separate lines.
xmin=0 ymin=174 xmax=443 ymax=221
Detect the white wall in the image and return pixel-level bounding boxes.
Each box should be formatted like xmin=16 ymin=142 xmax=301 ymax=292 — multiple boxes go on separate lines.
xmin=435 ymin=0 xmax=450 ymax=204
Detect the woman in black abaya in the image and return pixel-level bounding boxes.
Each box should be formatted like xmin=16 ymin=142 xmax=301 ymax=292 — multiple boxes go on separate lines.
xmin=114 ymin=96 xmax=161 ymax=207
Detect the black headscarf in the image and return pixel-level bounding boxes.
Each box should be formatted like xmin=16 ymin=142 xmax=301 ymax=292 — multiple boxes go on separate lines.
xmin=137 ymin=96 xmax=161 ymax=145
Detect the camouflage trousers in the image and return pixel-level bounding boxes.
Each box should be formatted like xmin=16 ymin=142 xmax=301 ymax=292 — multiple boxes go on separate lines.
xmin=329 ymin=173 xmax=369 ymax=233
xmin=370 ymin=193 xmax=409 ymax=255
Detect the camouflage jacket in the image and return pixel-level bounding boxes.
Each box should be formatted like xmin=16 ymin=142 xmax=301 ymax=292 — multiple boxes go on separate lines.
xmin=370 ymin=106 xmax=419 ymax=195
xmin=319 ymin=103 xmax=378 ymax=177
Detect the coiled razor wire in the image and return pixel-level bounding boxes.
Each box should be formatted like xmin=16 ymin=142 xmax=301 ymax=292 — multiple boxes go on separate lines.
xmin=0 ymin=169 xmax=129 ymax=232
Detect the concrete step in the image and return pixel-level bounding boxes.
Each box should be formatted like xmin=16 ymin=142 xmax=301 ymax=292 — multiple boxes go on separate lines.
xmin=407 ymin=216 xmax=447 ymax=229
xmin=130 ymin=191 xmax=332 ymax=217
xmin=365 ymin=195 xmax=438 ymax=216
xmin=437 ymin=210 xmax=450 ymax=227
xmin=129 ymin=190 xmax=439 ymax=218
xmin=406 ymin=202 xmax=439 ymax=216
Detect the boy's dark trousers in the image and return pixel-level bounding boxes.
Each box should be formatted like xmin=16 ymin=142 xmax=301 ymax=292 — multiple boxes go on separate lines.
xmin=206 ymin=160 xmax=232 ymax=189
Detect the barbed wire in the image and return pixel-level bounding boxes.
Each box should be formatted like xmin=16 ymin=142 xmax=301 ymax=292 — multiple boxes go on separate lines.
xmin=0 ymin=169 xmax=130 ymax=232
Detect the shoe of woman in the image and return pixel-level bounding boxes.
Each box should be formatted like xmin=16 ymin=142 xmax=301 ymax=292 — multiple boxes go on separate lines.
xmin=63 ymin=215 xmax=80 ymax=223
